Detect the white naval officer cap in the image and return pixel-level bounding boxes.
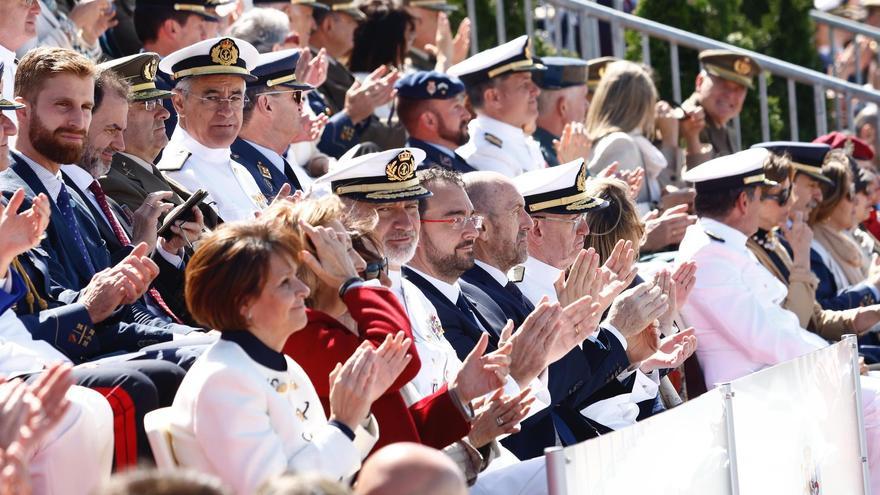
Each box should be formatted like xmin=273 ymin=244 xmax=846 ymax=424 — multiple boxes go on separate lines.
xmin=159 ymin=37 xmax=259 ymax=82
xmin=683 ymin=148 xmax=777 ymax=193
xmin=447 ymin=35 xmax=546 ymax=87
xmin=314 ymin=148 xmax=432 ymax=202
xmin=512 ymin=158 xmax=609 ymax=214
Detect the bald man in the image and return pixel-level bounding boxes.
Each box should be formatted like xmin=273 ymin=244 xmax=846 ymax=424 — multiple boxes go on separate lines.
xmin=355 ymin=443 xmax=467 ymax=495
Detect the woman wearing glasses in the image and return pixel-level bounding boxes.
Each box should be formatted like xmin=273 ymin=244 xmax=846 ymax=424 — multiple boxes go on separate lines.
xmin=262 ymin=196 xmax=508 ymax=454
xmin=746 ymin=150 xmax=880 ymax=341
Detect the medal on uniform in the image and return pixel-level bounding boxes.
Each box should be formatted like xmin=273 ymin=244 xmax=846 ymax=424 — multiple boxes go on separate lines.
xmin=257 ymin=162 xmax=273 ymax=180
xmin=429 ymin=314 xmax=444 ymax=338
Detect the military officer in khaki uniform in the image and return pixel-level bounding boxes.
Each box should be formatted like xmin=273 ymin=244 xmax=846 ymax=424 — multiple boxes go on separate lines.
xmin=97 ymin=52 xmax=187 ymax=212
xmin=585 ymin=56 xmax=617 ymax=102
xmin=681 ymin=50 xmax=761 ymax=167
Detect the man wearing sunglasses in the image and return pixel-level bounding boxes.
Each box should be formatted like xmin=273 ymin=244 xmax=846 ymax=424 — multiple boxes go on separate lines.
xmin=233 ymin=49 xmax=314 ymax=200
xmin=747 ymin=151 xmax=880 ymax=343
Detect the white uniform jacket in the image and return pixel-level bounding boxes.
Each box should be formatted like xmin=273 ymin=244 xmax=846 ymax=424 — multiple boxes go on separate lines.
xmin=157 ymin=127 xmax=268 ymax=222
xmin=457 ymin=115 xmax=545 ymax=177
xmin=676 ymin=218 xmax=828 ymax=388
xmin=169 ymin=331 xmax=378 ymax=495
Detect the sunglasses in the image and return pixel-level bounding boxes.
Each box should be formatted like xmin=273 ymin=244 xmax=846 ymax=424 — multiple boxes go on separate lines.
xmin=363 ymin=257 xmax=388 ymax=281
xmin=257 ymin=90 xmax=305 ymax=105
xmin=762 ymin=186 xmax=791 ymax=206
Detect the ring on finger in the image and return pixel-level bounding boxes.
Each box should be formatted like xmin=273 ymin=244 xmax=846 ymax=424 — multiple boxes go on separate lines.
xmin=495 ymin=416 xmax=505 ymax=427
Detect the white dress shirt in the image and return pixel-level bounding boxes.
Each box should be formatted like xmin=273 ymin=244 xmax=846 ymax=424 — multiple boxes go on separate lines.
xmin=677 ymin=217 xmax=828 ymax=387
xmin=457 ymin=114 xmax=545 ymax=177
xmin=16 ymin=151 xmax=64 ymax=201
xmin=158 ymin=127 xmax=267 ymax=222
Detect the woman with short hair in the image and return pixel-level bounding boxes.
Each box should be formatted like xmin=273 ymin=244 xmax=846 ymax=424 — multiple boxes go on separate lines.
xmin=171 ymin=221 xmax=409 ymax=495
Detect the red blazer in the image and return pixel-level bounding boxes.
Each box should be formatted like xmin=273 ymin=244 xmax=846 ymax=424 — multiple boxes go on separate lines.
xmin=284 ymin=286 xmax=470 ymax=452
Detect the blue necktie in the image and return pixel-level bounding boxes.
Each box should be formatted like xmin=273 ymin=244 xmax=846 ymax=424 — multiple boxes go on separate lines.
xmin=56 ymin=184 xmax=96 ymax=275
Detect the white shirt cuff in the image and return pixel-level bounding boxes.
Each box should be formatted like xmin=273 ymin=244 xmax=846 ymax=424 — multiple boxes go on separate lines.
xmin=602 ymin=322 xmax=628 ymax=351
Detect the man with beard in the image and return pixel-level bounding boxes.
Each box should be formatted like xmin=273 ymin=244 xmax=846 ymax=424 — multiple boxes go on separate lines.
xmin=681 ymin=50 xmax=760 ymax=167
xmin=532 ymin=57 xmax=591 ymax=168
xmin=450 ymin=36 xmax=545 ymax=177
xmin=396 ymin=71 xmax=476 ymax=173
xmin=157 ymin=37 xmax=269 ymax=223
xmin=232 ymin=49 xmax=314 ymax=199
xmin=403 ymin=167 xmax=651 ymax=460
xmin=0 ymin=46 xmax=190 ymax=469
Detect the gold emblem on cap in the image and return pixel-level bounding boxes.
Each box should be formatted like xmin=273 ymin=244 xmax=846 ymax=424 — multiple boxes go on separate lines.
xmin=426 ymin=80 xmax=436 ymax=96
xmin=733 ymin=57 xmax=752 ymax=76
xmin=524 ymin=39 xmax=532 ymax=61
xmin=211 ymin=38 xmax=239 ymax=66
xmin=597 ymin=66 xmax=607 ymax=78
xmin=386 ymin=150 xmax=416 ymax=182
xmin=143 ymin=58 xmax=159 ymax=81
xmin=576 ymin=162 xmax=587 ymax=192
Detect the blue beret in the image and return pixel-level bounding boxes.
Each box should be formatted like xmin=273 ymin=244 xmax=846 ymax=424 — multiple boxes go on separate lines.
xmin=394 ymin=71 xmax=465 ymax=100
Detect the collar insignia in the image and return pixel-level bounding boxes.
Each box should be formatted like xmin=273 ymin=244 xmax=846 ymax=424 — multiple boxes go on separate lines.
xmin=733 ymin=57 xmax=752 ymax=75
xmin=211 ymin=38 xmax=239 ymax=66
xmin=258 ymin=162 xmax=273 ymax=179
xmin=386 ymin=150 xmax=416 ymax=181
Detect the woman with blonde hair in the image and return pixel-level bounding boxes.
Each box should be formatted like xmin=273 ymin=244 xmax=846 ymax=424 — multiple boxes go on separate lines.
xmin=809 ymin=150 xmax=880 ymax=310
xmin=585 ymin=61 xmax=666 ymax=215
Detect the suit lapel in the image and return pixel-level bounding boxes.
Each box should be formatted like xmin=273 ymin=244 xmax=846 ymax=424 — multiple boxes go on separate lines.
xmin=230 ymin=138 xmax=288 ymax=198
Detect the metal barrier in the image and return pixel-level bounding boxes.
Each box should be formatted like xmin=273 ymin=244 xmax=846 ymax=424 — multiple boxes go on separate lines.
xmin=466 ymin=0 xmax=880 ymax=147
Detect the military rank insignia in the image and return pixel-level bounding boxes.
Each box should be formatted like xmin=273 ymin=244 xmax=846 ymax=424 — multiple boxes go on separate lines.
xmin=211 ymin=38 xmax=239 ymax=66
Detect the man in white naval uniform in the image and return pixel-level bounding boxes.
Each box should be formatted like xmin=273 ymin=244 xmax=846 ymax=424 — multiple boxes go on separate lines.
xmin=507 ymin=160 xmax=675 ymax=430
xmin=449 ymin=35 xmax=546 ymax=177
xmin=319 ymin=152 xmax=549 ymax=494
xmin=0 ymin=0 xmax=42 ymax=130
xmin=675 ymin=147 xmax=880 ymax=492
xmin=157 ymin=37 xmax=268 ymax=222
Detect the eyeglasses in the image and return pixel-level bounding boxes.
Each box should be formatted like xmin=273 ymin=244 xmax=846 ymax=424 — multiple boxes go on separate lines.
xmin=532 ymin=213 xmax=589 ymax=228
xmin=420 ymin=214 xmax=484 ymax=230
xmin=257 ymin=90 xmax=305 ymax=105
xmin=142 ymin=99 xmax=161 ymax=111
xmin=762 ymin=187 xmax=791 ymax=206
xmin=363 ymin=257 xmax=388 ymax=281
xmin=186 ymin=93 xmax=249 ymax=109
xmin=20 ymin=0 xmax=37 ymax=7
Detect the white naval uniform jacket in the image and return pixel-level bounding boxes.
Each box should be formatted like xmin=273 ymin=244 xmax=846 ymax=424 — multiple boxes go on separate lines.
xmin=676 ymin=218 xmax=828 ymax=388
xmin=169 ymin=332 xmax=378 ymax=495
xmin=157 ymin=128 xmax=268 ymax=222
xmin=457 ymin=115 xmax=546 ymax=177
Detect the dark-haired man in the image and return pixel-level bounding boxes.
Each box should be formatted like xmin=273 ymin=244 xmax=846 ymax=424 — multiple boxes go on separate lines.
xmin=450 ymin=35 xmax=545 ymax=177
xmin=133 ymin=0 xmax=233 ymax=135
xmin=395 ymin=70 xmax=474 ymax=173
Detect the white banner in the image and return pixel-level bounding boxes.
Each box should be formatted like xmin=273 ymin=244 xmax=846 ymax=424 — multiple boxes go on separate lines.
xmin=730 ymin=339 xmax=864 ymax=494
xmin=546 ymin=340 xmax=865 ymax=495
xmin=546 ymin=389 xmax=733 ymax=494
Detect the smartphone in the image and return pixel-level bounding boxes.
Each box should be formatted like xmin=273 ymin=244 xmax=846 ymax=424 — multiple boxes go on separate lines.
xmin=158 ymin=189 xmax=208 ymax=240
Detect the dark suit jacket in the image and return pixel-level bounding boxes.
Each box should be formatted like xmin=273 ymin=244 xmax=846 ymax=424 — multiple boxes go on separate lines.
xmin=407 ymin=138 xmax=477 ymax=173
xmin=230 ymin=138 xmax=301 ymax=199
xmin=810 ymin=247 xmax=878 ymax=310
xmin=404 ymin=266 xmax=628 ymax=460
xmin=533 ymin=127 xmax=560 ymax=167
xmin=100 ymin=152 xmax=184 ymax=213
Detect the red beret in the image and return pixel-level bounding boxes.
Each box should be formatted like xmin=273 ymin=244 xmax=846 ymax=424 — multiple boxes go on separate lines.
xmin=813 ymin=131 xmax=875 ymax=160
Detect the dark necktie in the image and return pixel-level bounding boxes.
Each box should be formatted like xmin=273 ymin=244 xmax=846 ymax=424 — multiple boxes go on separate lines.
xmin=281 ymin=157 xmax=303 ymax=191
xmin=56 ymin=184 xmax=96 ymax=275
xmin=504 ymin=281 xmax=535 ymax=312
xmin=89 ymin=180 xmax=183 ymax=324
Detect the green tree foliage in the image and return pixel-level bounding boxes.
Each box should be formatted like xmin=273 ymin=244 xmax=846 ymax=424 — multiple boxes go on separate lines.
xmin=628 ymin=0 xmax=822 ymax=145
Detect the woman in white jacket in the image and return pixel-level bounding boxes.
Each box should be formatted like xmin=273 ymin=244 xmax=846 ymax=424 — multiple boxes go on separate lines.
xmin=169 ymin=221 xmax=412 ymax=494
